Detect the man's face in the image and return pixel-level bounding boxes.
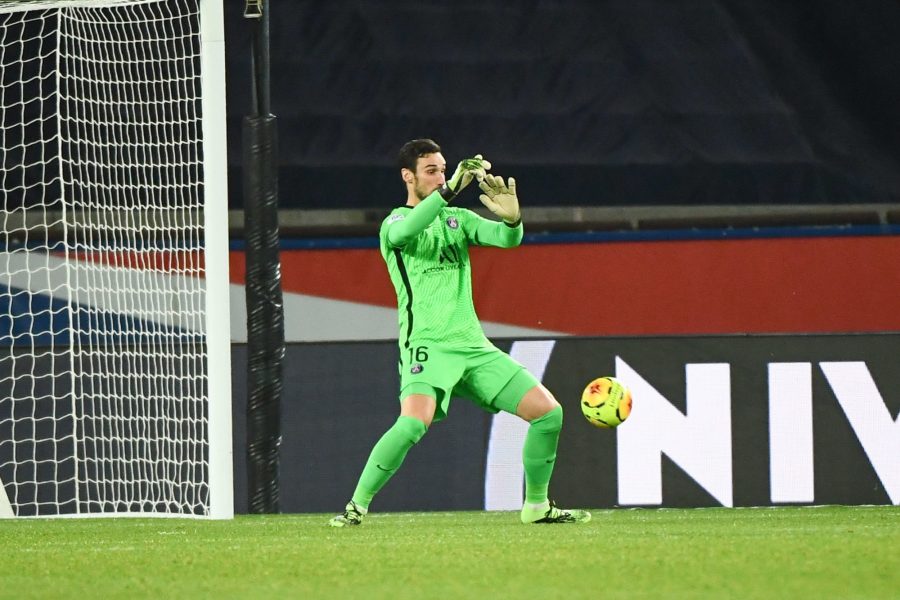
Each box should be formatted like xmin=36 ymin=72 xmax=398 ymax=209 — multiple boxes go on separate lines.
xmin=408 ymin=152 xmax=447 ymax=200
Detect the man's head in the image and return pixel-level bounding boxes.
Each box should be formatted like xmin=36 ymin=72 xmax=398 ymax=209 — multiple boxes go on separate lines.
xmin=398 ymin=138 xmax=447 ymax=201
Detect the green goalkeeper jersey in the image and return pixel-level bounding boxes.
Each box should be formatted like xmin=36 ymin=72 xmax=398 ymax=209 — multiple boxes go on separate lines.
xmin=380 ymin=190 xmax=524 ymax=351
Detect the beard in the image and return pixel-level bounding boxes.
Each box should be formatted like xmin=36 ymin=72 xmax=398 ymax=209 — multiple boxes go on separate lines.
xmin=413 ymin=178 xmax=439 ymax=200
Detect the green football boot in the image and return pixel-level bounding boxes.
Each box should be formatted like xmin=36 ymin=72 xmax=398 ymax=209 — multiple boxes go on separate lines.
xmin=328 ymin=500 xmax=367 ymax=527
xmin=521 ymin=500 xmax=591 ymax=524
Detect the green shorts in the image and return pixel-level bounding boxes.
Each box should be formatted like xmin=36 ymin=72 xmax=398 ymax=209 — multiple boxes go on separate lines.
xmin=398 ymin=345 xmax=539 ymax=423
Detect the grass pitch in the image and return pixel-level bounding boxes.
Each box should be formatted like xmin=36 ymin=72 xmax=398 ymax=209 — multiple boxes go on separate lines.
xmin=2 ymin=505 xmax=899 ymax=599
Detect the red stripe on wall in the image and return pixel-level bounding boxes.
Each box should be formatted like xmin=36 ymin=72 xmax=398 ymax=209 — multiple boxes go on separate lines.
xmin=231 ymin=236 xmax=900 ymax=335
xmin=230 ymin=248 xmax=393 ymax=306
xmin=68 ymin=251 xmax=206 ymax=275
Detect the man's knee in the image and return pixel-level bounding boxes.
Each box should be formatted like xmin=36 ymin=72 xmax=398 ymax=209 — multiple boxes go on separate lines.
xmin=516 ymin=384 xmax=561 ymax=422
xmin=400 ymin=392 xmax=437 ymax=428
xmin=529 ymin=404 xmax=563 ymax=432
xmin=395 ymin=415 xmax=428 ymax=444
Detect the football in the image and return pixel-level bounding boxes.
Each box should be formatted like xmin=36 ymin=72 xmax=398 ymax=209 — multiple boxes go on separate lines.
xmin=580 ymin=376 xmax=632 ymax=428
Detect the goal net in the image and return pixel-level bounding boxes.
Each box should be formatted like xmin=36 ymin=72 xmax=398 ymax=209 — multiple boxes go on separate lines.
xmin=0 ymin=0 xmax=232 ymax=518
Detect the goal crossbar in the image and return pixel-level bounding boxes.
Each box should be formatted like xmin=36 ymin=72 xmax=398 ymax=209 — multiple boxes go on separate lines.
xmin=0 ymin=1 xmax=162 ymax=14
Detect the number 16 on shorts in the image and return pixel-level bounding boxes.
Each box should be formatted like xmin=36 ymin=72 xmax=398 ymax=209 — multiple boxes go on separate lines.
xmin=407 ymin=346 xmax=429 ymax=373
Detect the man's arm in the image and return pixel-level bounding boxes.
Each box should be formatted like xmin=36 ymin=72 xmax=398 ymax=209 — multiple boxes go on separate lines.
xmin=470 ymin=214 xmax=524 ymax=248
xmin=385 ymin=191 xmax=446 ymax=247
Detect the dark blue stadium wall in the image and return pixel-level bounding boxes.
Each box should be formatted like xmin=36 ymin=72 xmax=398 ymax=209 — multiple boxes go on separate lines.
xmin=224 ymin=1 xmax=900 ymax=210
xmin=229 ymin=336 xmax=900 ymax=513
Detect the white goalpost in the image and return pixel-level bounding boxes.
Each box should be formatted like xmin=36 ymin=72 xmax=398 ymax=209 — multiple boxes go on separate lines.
xmin=0 ymin=0 xmax=233 ymax=518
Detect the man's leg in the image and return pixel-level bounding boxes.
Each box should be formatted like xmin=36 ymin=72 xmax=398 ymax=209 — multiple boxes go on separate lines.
xmin=495 ymin=375 xmax=591 ymax=524
xmin=517 ymin=385 xmax=562 ymax=506
xmin=328 ymin=393 xmax=434 ymax=527
xmin=351 ymin=394 xmax=434 ymax=507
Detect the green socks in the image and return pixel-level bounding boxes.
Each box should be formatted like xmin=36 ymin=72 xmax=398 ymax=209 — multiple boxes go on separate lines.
xmin=522 ymin=405 xmax=563 ymax=504
xmin=350 ymin=406 xmax=562 ymax=510
xmin=351 ymin=415 xmax=427 ymax=509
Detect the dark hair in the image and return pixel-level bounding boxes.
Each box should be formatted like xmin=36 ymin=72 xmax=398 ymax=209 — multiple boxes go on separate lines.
xmin=398 ymin=138 xmax=441 ymax=172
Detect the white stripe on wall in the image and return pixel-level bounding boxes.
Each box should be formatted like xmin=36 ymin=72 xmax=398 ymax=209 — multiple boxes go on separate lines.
xmin=0 ymin=477 xmax=14 ymax=518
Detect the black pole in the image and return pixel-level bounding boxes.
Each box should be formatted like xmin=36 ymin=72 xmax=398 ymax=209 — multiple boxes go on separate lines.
xmin=248 ymin=0 xmax=270 ymax=115
xmin=243 ymin=0 xmax=283 ymax=514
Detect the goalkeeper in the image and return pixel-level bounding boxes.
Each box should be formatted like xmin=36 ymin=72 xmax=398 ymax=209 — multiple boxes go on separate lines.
xmin=329 ymin=139 xmax=590 ymax=526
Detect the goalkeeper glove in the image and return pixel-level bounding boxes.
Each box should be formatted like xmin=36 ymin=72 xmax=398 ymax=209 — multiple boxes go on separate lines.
xmin=478 ymin=174 xmax=521 ymax=225
xmin=439 ymin=154 xmax=491 ymax=201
